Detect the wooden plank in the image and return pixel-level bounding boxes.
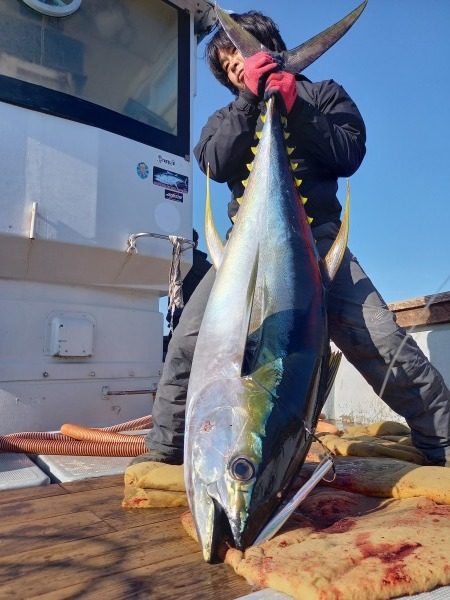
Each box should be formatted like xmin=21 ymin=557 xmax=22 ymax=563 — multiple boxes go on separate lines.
xmin=394 ymin=303 xmax=450 ymax=328
xmin=0 ymin=519 xmax=224 ymax=597
xmin=389 ymin=291 xmax=450 ymax=311
xmin=389 ymin=291 xmax=450 ymax=328
xmin=0 ymin=476 xmax=252 ymax=599
xmin=0 ymin=511 xmax=114 ymax=557
xmin=59 ymin=474 xmax=125 ymax=493
xmin=0 ymin=482 xmax=68 ymax=505
xmin=0 ymin=483 xmax=127 ymax=526
xmin=33 ymin=552 xmax=251 ymax=600
xmin=102 ymin=504 xmax=185 ymax=532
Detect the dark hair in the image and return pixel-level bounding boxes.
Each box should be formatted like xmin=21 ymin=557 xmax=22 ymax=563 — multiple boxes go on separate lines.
xmin=206 ymin=11 xmax=287 ymax=95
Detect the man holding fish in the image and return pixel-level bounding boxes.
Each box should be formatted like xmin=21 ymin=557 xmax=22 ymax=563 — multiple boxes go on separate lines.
xmin=130 ymin=1 xmax=450 ymax=560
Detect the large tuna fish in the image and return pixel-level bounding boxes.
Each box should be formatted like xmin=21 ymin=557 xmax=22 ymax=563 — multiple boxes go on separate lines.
xmin=184 ymin=2 xmax=365 ymax=563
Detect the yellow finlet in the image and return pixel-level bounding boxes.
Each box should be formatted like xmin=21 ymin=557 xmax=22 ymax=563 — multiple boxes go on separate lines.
xmin=300 ymin=195 xmax=308 ymax=205
xmin=255 ymin=131 xmax=262 ymax=140
xmin=260 ymin=114 xmax=267 ymax=123
xmin=235 ymin=196 xmax=243 ymax=205
xmin=281 ymin=116 xmax=288 ymax=127
xmin=294 ymin=178 xmax=302 ymax=187
xmin=251 ymin=146 xmax=258 ymax=155
xmin=283 ymin=132 xmax=291 ymax=140
xmin=290 ymin=161 xmax=299 ymax=171
xmin=246 ymin=163 xmax=253 ymax=172
xmin=307 ymin=216 xmax=314 ymax=224
xmin=287 ymin=147 xmax=295 ymax=155
xmin=242 ymin=178 xmax=249 ymax=188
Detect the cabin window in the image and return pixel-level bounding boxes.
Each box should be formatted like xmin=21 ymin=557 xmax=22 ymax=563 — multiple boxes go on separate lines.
xmin=0 ymin=0 xmax=190 ymax=156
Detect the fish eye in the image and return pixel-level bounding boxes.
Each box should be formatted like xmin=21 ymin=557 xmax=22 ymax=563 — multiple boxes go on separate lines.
xmin=229 ymin=456 xmax=255 ymax=481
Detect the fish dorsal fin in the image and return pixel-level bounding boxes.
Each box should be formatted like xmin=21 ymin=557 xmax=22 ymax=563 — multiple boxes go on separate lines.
xmin=205 ymin=164 xmax=225 ymax=270
xmin=215 ymin=1 xmax=368 ymax=72
xmin=323 ymin=180 xmax=350 ymax=281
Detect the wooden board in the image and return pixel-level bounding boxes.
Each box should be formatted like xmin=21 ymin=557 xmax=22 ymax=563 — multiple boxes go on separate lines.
xmin=389 ymin=291 xmax=450 ymax=327
xmin=0 ymin=475 xmax=251 ymax=599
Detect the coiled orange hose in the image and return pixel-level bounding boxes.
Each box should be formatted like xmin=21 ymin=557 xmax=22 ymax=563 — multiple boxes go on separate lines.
xmin=0 ymin=415 xmax=153 ymax=456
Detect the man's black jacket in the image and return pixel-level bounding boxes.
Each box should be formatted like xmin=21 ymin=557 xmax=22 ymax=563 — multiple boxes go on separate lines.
xmin=194 ymin=77 xmax=366 ymax=227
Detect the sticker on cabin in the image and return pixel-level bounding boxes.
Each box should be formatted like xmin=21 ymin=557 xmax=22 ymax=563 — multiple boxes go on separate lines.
xmin=153 ymin=167 xmax=188 ymax=193
xmin=136 ymin=162 xmax=149 ymax=179
xmin=165 ymin=190 xmax=183 ymax=203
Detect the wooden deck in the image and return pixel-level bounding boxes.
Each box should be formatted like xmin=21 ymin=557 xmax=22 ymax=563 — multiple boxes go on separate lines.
xmin=0 ymin=475 xmax=252 ymax=599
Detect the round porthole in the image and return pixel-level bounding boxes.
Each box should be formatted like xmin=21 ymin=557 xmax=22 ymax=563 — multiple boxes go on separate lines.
xmin=22 ymin=0 xmax=82 ymax=17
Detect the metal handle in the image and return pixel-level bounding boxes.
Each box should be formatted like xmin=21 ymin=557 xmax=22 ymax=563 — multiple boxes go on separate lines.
xmin=102 ymin=386 xmax=157 ymax=399
xmin=127 ymin=232 xmax=195 ymax=255
xmin=29 ymin=202 xmax=38 ymax=239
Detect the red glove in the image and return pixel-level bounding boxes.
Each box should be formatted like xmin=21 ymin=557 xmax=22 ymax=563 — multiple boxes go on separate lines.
xmin=243 ymin=51 xmax=279 ymax=98
xmin=265 ymin=71 xmax=297 ymax=114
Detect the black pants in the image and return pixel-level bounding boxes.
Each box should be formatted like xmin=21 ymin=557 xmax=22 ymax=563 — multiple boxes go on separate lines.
xmin=145 ymin=223 xmax=450 ymax=466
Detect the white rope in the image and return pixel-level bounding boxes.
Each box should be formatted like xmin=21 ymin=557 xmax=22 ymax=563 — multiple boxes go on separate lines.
xmin=167 ymin=235 xmax=185 ymax=331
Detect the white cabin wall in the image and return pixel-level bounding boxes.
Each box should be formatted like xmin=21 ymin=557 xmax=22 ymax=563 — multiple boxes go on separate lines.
xmin=0 ymin=88 xmax=194 ymax=433
xmin=0 ymin=279 xmax=162 ymax=434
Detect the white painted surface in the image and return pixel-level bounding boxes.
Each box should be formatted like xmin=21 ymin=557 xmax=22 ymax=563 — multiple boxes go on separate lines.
xmin=0 ymin=280 xmax=160 ymax=434
xmin=0 ymin=453 xmax=50 ymax=490
xmin=0 ymin=103 xmax=193 ymax=289
xmin=0 ymin=1 xmax=205 ymax=438
xmin=324 ymin=323 xmax=450 ymax=425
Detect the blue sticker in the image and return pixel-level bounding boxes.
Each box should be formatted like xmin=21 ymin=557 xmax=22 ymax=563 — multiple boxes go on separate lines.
xmin=136 ymin=162 xmax=149 ymax=179
xmin=153 ymin=166 xmax=188 ymax=193
xmin=165 ymin=189 xmax=183 ymax=202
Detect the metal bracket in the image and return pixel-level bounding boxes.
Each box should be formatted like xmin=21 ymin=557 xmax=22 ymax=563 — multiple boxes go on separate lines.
xmin=127 ymin=232 xmax=195 ymax=255
xmin=102 ymin=386 xmax=157 ymax=400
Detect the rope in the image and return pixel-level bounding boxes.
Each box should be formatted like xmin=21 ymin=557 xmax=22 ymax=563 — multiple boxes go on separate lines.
xmin=167 ymin=235 xmax=185 ymax=331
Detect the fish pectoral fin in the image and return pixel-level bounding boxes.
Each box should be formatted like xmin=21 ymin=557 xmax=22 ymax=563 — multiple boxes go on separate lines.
xmin=248 ymin=358 xmax=284 ymax=397
xmin=214 ymin=3 xmax=269 ymax=58
xmin=216 ymin=1 xmax=367 ymax=73
xmin=284 ymin=1 xmax=368 ymax=74
xmin=205 ymin=163 xmax=225 ymax=270
xmin=323 ymin=180 xmax=350 ymax=282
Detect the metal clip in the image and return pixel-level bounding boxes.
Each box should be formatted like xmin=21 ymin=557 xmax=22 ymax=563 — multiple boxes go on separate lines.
xmin=304 ymin=423 xmax=336 ymax=482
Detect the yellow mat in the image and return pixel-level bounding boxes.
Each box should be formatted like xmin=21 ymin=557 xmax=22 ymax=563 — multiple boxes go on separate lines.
xmin=182 ymin=490 xmax=450 ymax=600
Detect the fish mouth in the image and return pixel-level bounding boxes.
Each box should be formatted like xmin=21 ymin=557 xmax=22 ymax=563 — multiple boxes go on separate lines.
xmin=203 ymin=496 xmax=235 ymax=563
xmin=204 ymin=479 xmax=251 ymax=560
